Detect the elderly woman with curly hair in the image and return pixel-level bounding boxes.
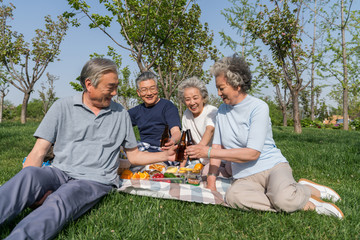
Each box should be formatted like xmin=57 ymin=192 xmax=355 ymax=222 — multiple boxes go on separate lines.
xmin=178 ymin=77 xmax=231 ymax=176
xmin=186 ymin=54 xmax=344 ymax=219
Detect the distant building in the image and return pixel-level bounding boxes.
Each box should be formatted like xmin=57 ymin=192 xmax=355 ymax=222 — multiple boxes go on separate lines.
xmin=323 ymin=115 xmax=343 ymax=125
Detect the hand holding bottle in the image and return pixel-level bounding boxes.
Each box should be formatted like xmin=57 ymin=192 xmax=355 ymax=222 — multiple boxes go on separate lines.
xmin=175 ymin=131 xmax=187 ymax=162
xmin=186 ymin=129 xmax=199 ymax=161
xmin=160 ymin=124 xmax=175 ymax=150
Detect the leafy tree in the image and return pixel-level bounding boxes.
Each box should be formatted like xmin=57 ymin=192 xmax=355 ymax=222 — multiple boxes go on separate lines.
xmin=220 ymin=0 xmax=263 ymax=93
xmin=316 ymin=99 xmax=329 ymax=121
xmin=0 ymin=66 xmax=9 ymax=123
xmin=65 ymin=0 xmax=217 ymax=100
xmin=16 ymin=98 xmax=44 ymax=120
xmin=262 ymin=96 xmax=283 ymax=126
xmin=308 ymin=0 xmax=318 ymax=121
xmin=222 ymin=0 xmax=322 ymax=133
xmin=220 ymin=0 xmax=259 ymax=59
xmin=246 ymin=0 xmax=310 ymax=133
xmin=0 ymin=0 xmax=68 ymax=123
xmin=257 ymin=54 xmax=290 ymax=126
xmin=69 ymin=78 xmax=83 ymax=92
xmin=300 ymin=89 xmax=311 ymax=117
xmin=27 ymin=99 xmax=44 ymax=119
xmin=1 ymin=99 xmax=15 ymax=120
xmin=207 ymin=94 xmax=223 ymax=108
xmin=302 ymin=0 xmax=328 ymax=121
xmin=116 ymin=65 xmax=138 ymax=110
xmin=328 ymin=105 xmax=342 ymax=117
xmin=38 ymin=73 xmax=58 ymax=115
xmin=329 ymin=84 xmax=360 ymax=119
xmin=316 ymin=0 xmax=360 ymax=130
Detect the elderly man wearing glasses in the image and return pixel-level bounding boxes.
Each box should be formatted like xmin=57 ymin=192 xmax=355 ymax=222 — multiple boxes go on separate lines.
xmin=128 ymin=72 xmax=182 ymax=165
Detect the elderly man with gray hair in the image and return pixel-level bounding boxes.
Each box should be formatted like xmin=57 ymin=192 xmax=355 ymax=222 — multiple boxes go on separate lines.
xmin=0 ymin=59 xmax=176 ymax=239
xmin=128 ymin=71 xmax=181 ymax=165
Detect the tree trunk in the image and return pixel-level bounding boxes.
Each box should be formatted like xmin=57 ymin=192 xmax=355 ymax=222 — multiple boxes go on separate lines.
xmin=21 ymin=92 xmax=31 ymax=124
xmin=0 ymin=94 xmax=4 ymax=123
xmin=291 ymin=91 xmax=302 ymax=133
xmin=164 ymin=87 xmax=170 ymax=100
xmin=341 ymin=0 xmax=349 ymax=130
xmin=310 ymin=0 xmax=317 ymax=121
xmin=274 ymin=84 xmax=288 ymax=126
xmin=343 ymin=87 xmax=349 ymax=129
xmin=282 ymin=111 xmax=287 ymax=126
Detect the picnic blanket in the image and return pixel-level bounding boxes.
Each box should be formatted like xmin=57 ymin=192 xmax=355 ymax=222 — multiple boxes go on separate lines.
xmin=117 ymin=177 xmax=232 ymax=207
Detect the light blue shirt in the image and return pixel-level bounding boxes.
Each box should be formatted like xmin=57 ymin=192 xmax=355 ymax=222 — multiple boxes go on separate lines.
xmin=213 ymin=95 xmax=287 ymax=179
xmin=34 ymin=93 xmax=138 ymax=187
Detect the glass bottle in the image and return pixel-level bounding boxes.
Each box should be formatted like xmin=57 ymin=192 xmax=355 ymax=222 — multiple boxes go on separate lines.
xmin=186 ymin=129 xmax=199 ymax=161
xmin=175 ymin=131 xmax=186 ymax=162
xmin=160 ymin=125 xmax=169 ymax=147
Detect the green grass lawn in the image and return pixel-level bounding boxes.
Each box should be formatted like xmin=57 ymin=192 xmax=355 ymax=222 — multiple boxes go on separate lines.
xmin=1 ymin=123 xmax=359 ymax=239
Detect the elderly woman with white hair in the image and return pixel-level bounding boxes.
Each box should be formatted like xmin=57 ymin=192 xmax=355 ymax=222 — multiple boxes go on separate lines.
xmin=186 ymin=54 xmax=344 ymax=219
xmin=178 ymin=77 xmax=231 ymax=176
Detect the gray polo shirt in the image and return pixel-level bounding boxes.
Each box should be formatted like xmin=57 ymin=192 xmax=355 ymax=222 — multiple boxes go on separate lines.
xmin=34 ymin=93 xmax=137 ymax=187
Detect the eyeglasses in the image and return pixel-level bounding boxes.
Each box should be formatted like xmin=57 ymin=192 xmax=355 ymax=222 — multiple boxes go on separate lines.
xmin=138 ymin=86 xmax=158 ymax=95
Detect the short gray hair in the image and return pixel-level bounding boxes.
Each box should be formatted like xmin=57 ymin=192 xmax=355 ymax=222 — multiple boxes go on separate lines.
xmin=178 ymin=77 xmax=209 ymax=104
xmin=210 ymin=54 xmax=252 ymax=93
xmin=80 ymin=58 xmax=118 ymax=91
xmin=135 ymin=71 xmax=158 ymax=88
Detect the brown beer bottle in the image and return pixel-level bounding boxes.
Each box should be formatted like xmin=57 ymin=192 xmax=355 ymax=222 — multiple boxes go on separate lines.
xmin=175 ymin=131 xmax=187 ymax=162
xmin=186 ymin=129 xmax=199 ymax=161
xmin=160 ymin=125 xmax=170 ymax=147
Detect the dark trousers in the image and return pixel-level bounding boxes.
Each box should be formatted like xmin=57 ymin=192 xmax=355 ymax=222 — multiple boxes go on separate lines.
xmin=0 ymin=166 xmax=113 ymax=240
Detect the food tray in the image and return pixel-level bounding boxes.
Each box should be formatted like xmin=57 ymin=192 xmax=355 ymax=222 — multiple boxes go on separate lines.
xmin=120 ymin=163 xmax=203 ymax=185
xmin=149 ymin=177 xmax=186 ymax=184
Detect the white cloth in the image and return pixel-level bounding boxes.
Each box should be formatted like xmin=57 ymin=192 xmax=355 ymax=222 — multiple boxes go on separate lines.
xmin=118 ymin=177 xmax=232 ymax=206
xmin=182 ymin=104 xmax=218 ymax=164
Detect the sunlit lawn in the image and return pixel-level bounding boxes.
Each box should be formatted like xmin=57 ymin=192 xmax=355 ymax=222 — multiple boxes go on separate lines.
xmin=1 ymin=122 xmax=359 ymax=239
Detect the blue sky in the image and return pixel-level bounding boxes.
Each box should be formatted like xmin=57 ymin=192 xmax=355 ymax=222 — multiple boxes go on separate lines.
xmin=4 ymin=0 xmax=246 ymax=105
xmin=6 ymin=0 xmax=341 ymax=108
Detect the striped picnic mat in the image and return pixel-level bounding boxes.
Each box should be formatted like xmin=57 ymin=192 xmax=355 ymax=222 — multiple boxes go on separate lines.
xmin=117 ymin=177 xmax=232 ymax=206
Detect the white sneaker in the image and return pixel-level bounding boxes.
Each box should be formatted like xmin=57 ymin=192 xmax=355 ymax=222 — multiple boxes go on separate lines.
xmin=299 ymin=178 xmax=341 ymax=202
xmin=309 ymin=196 xmax=344 ymax=219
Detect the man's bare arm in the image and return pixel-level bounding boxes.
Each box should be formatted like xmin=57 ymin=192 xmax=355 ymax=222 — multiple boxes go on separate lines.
xmin=125 ymin=146 xmax=176 ymax=165
xmin=23 ymin=138 xmax=52 ymax=168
